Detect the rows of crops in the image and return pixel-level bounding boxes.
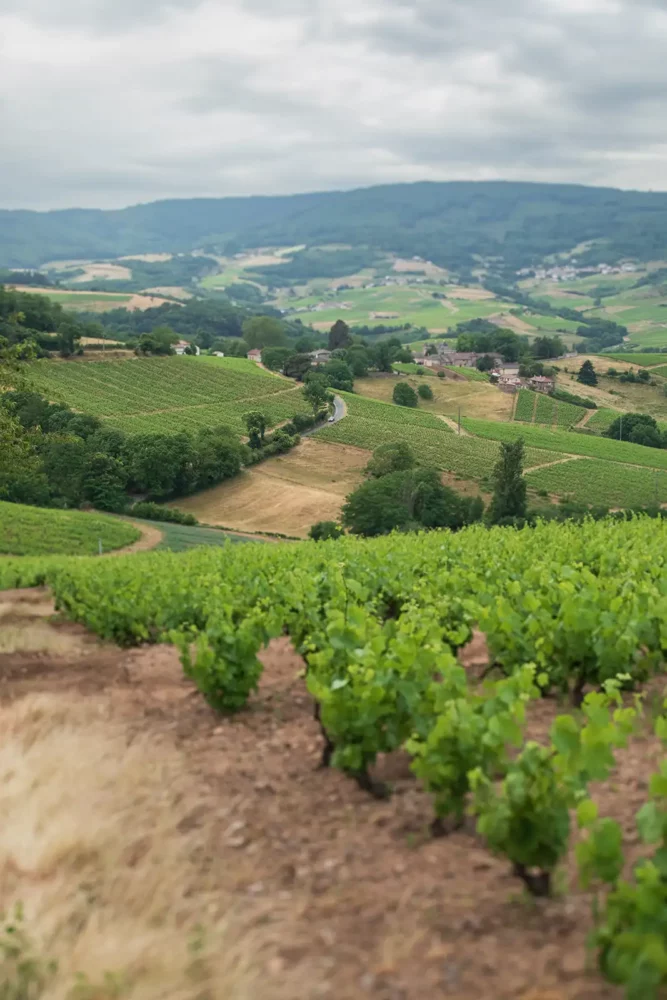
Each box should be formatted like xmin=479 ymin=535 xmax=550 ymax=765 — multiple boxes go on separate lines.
xmin=514 ymin=389 xmax=535 ymax=422
xmin=317 ymin=393 xmax=555 ymax=482
xmin=514 ymin=389 xmax=584 ymax=429
xmin=527 ymin=457 xmax=667 ymax=508
xmin=25 ymin=356 xmax=310 ymax=435
xmin=0 ymin=501 xmax=140 ymax=555
xmin=463 ymin=415 xmax=667 ymax=470
xmin=603 ymin=353 xmax=667 ymax=367
xmin=4 ymin=517 xmax=667 ymax=995
xmin=586 ymin=407 xmax=620 ymax=433
xmin=106 ymin=388 xmax=311 ymax=437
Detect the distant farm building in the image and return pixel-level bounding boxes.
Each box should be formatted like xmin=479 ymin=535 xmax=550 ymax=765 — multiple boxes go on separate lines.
xmin=247 ymin=349 xmax=262 ymax=362
xmin=310 ymin=349 xmax=332 ymax=364
xmin=174 ymin=340 xmax=200 ymax=356
xmin=530 ymin=375 xmax=555 ymax=394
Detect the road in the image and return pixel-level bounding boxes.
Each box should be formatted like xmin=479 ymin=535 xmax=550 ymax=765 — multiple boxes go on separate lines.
xmin=302 ymin=395 xmax=347 ymax=437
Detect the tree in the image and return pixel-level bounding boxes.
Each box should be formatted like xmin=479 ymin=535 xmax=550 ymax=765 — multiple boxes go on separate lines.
xmin=577 ymin=360 xmax=598 ymax=386
xmin=488 ymin=439 xmax=527 ymax=525
xmin=81 ymin=452 xmax=128 ymax=511
xmin=244 ymin=411 xmax=267 ymax=449
xmin=371 ymin=341 xmax=394 ymax=373
xmin=283 ymin=352 xmax=313 ymax=381
xmin=123 ymin=432 xmax=198 ymax=500
xmin=365 ymin=442 xmax=416 ymax=478
xmin=309 ymin=520 xmax=343 ymax=541
xmin=604 ymin=412 xmax=664 ymax=449
xmin=344 ymin=345 xmax=370 ymax=378
xmin=303 ymin=377 xmax=333 ymax=415
xmin=418 ymin=383 xmax=433 ymax=400
xmin=57 ymin=320 xmax=81 ymax=357
xmin=0 ymin=408 xmax=51 ymax=506
xmin=37 ymin=434 xmax=87 ymax=507
xmin=342 ymin=468 xmax=483 ymax=537
xmin=476 ymin=354 xmax=496 ymax=372
xmin=328 ymin=319 xmax=351 ymax=351
xmin=533 ymin=335 xmax=564 ymax=360
xmin=320 ymin=358 xmax=354 ymax=392
xmin=261 ymin=346 xmax=292 ymax=371
xmin=193 ymin=426 xmax=244 ymax=488
xmin=393 ymin=382 xmax=418 ymax=408
xmin=242 ymin=316 xmax=286 ymax=349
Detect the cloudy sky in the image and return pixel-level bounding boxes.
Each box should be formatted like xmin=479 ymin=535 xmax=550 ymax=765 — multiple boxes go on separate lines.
xmin=2 ymin=0 xmax=667 ymax=210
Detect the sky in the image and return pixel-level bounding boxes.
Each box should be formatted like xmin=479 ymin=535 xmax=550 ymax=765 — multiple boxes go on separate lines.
xmin=2 ymin=0 xmax=667 ymax=210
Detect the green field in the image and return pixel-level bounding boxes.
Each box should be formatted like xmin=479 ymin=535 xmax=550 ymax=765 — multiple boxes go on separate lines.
xmin=602 ymin=353 xmax=667 ymax=367
xmin=463 ymin=416 xmax=667 ymax=470
xmin=527 ymin=458 xmax=667 ymax=508
xmin=25 ymin=356 xmax=310 ymax=436
xmin=316 ymin=392 xmax=555 ymax=484
xmin=145 ymin=520 xmax=258 ymax=551
xmin=0 ymin=501 xmax=140 ymax=556
xmin=519 ymin=312 xmax=583 ymax=334
xmin=513 ymin=389 xmax=584 ymax=429
xmin=280 ymin=285 xmax=500 ymax=332
xmin=392 ymin=363 xmax=436 ymax=376
xmin=441 ymin=365 xmax=490 ymax=382
xmin=585 ymin=408 xmax=620 ymax=433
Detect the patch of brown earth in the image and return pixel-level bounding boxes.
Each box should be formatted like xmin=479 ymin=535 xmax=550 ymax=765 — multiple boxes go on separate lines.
xmin=1 ymin=588 xmax=656 ymax=998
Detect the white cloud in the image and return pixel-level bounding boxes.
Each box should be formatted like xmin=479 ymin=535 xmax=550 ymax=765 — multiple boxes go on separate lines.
xmin=1 ymin=0 xmax=667 ymax=208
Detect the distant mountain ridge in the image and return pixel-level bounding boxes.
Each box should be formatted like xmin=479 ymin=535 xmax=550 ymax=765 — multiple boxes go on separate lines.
xmin=2 ymin=180 xmax=667 ymax=272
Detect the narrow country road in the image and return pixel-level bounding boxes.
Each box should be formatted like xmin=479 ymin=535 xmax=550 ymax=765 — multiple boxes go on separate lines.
xmin=303 ymin=394 xmax=347 ymax=437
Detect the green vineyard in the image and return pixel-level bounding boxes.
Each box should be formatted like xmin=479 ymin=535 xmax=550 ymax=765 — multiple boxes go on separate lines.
xmin=4 ymin=515 xmax=667 ymax=994
xmin=25 ymin=356 xmax=311 ymax=436
xmin=527 ymin=458 xmax=667 ymax=507
xmin=0 ymin=501 xmax=140 ymax=555
xmin=463 ymin=415 xmax=667 ymax=470
xmin=317 ymin=392 xmax=555 ymax=482
xmin=513 ymin=388 xmax=584 ymax=429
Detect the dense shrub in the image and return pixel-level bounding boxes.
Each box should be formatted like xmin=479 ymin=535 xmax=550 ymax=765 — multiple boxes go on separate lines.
xmin=128 ymin=502 xmax=197 ymax=525
xmin=393 ymin=382 xmax=418 ymax=408
xmin=309 ymin=520 xmax=344 ymax=541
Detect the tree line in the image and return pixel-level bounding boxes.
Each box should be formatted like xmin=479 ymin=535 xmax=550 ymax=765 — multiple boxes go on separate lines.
xmin=0 ymin=389 xmax=318 ymax=517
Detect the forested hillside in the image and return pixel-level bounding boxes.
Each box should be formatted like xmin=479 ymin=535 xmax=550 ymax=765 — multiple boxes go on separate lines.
xmin=4 ymin=181 xmax=667 ymax=270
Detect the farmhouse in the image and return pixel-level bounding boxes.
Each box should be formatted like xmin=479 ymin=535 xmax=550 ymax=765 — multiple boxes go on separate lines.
xmin=247 ymin=349 xmax=262 ymax=362
xmin=174 ymin=340 xmax=200 ymax=356
xmin=530 ymin=375 xmax=555 ymax=394
xmin=310 ymin=349 xmax=332 ymax=364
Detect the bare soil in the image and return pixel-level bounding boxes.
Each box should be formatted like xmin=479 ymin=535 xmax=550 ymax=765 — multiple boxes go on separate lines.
xmin=174 ymin=439 xmax=369 ymax=537
xmin=2 ymin=588 xmax=661 ymax=999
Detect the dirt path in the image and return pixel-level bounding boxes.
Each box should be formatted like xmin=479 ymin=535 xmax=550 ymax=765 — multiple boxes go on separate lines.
xmin=105 ymin=518 xmax=164 ymax=555
xmin=576 ymin=409 xmax=595 ymax=428
xmin=0 ymin=588 xmax=655 ymax=999
xmin=437 ymin=414 xmax=470 ymax=436
xmin=523 ymin=454 xmax=585 ymax=474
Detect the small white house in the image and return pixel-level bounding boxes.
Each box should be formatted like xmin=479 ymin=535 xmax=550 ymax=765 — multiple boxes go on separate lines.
xmin=247 ymin=349 xmax=262 ymax=362
xmin=174 ymin=340 xmax=200 ymax=356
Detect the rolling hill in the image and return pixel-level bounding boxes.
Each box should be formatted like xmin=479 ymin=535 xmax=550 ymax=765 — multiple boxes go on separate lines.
xmin=5 ymin=180 xmax=667 ymax=271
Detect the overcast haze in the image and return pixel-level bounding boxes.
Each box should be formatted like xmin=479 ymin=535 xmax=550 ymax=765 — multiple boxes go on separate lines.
xmin=2 ymin=0 xmax=667 ymax=210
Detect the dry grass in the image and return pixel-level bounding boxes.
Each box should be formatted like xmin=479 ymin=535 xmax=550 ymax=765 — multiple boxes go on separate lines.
xmin=355 ymin=376 xmax=514 ymax=421
xmin=0 ymin=694 xmax=308 ymax=1000
xmin=70 ymin=263 xmax=132 ymax=283
xmin=175 ymin=439 xmax=370 ymax=536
